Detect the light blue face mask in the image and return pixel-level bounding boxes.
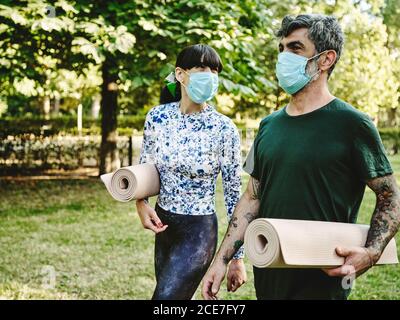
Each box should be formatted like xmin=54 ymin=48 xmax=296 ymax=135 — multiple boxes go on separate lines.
xmin=275 ymin=51 xmax=326 ymax=95
xmin=181 ymin=70 xmax=219 ymax=104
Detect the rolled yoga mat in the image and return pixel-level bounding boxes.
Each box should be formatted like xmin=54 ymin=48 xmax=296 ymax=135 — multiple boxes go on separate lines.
xmin=100 ymin=163 xmax=160 ymax=202
xmin=244 ymin=218 xmax=399 ymax=268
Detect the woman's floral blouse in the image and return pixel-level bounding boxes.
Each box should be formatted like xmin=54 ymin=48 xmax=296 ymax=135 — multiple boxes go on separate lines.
xmin=139 ymin=101 xmax=244 ymax=258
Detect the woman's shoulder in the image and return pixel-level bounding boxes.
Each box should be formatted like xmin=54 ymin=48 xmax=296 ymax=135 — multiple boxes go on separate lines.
xmin=146 ymin=102 xmax=179 ymax=122
xmin=208 ymin=107 xmax=237 ymax=132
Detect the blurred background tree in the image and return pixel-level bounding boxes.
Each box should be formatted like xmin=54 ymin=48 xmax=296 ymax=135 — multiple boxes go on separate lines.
xmin=0 ymin=0 xmax=399 ymax=173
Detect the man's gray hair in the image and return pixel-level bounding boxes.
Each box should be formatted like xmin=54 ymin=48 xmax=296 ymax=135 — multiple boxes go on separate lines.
xmin=276 ymin=14 xmax=344 ymax=76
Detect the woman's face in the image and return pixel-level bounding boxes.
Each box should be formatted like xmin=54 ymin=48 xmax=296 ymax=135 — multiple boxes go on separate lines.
xmin=175 ymin=66 xmax=218 ymax=87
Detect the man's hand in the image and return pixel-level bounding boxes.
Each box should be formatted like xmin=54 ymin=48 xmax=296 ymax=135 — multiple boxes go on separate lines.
xmin=323 ymin=246 xmax=379 ymax=277
xmin=201 ymin=262 xmax=228 ymax=300
xmin=325 ymin=175 xmax=400 ymax=279
xmin=201 ymin=176 xmax=261 ymax=300
xmin=227 ymin=259 xmax=247 ymax=292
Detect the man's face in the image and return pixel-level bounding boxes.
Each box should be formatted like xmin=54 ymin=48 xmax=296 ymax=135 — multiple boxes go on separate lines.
xmin=278 ymin=28 xmax=317 ymax=58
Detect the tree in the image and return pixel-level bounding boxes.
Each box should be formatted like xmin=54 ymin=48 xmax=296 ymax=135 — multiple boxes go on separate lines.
xmin=1 ymin=0 xmax=272 ymax=174
xmin=382 ymin=0 xmax=400 ymax=126
xmin=245 ymin=0 xmax=400 ymax=123
xmin=2 ymin=0 xmax=398 ymax=174
xmin=330 ymin=7 xmax=399 ymax=122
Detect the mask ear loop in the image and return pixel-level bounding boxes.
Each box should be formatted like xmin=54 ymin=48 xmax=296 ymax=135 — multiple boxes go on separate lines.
xmin=177 ymin=68 xmax=208 ymax=111
xmin=308 ymin=50 xmax=328 ymax=61
xmin=176 ymin=68 xmax=190 ymax=90
xmin=307 ymin=50 xmax=328 ymax=78
xmin=309 ymin=68 xmax=321 ymax=79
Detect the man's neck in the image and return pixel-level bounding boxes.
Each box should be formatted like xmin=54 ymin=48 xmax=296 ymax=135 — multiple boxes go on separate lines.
xmin=287 ymin=79 xmax=335 ymax=116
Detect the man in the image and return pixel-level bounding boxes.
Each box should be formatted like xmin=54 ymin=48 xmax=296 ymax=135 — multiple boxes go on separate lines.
xmin=201 ymin=14 xmax=400 ymax=300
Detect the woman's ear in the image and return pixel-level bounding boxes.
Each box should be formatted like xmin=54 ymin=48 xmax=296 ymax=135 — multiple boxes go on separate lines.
xmin=175 ymin=67 xmax=185 ymax=84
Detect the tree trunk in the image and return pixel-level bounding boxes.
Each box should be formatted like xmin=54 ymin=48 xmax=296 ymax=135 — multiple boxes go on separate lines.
xmin=388 ymin=107 xmax=397 ymax=127
xmin=99 ymin=56 xmax=120 ymax=175
xmin=53 ymin=96 xmax=60 ymax=116
xmin=43 ymin=96 xmax=50 ymax=120
xmin=91 ymin=94 xmax=101 ymax=119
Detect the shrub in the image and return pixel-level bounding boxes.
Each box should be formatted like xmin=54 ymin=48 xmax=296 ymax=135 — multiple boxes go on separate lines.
xmin=0 ymin=115 xmax=145 ymax=138
xmin=0 ymin=134 xmax=141 ymax=172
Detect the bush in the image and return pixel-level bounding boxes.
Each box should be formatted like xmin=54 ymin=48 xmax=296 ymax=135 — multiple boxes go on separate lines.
xmin=0 ymin=116 xmax=398 ymax=173
xmin=234 ymin=126 xmax=400 ymax=155
xmin=0 ymin=115 xmax=146 ymax=138
xmin=379 ymin=128 xmax=400 ymax=155
xmin=0 ymin=134 xmax=141 ymax=172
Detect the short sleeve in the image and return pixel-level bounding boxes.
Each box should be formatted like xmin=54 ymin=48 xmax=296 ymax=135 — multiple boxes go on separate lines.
xmin=243 ymin=124 xmax=263 ymax=180
xmin=352 ymin=116 xmax=393 ymax=181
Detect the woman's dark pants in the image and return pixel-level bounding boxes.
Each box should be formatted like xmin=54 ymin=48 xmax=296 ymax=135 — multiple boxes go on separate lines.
xmin=152 ymin=203 xmax=218 ymax=300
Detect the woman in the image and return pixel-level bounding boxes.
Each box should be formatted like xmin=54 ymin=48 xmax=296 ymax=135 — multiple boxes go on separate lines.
xmin=136 ymin=44 xmax=246 ymax=300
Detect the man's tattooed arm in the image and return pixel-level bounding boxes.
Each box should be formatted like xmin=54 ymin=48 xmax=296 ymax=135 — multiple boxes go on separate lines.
xmin=365 ymin=174 xmax=400 ymax=263
xmin=216 ymin=177 xmax=261 ymax=265
xmin=250 ymin=177 xmax=261 ymax=200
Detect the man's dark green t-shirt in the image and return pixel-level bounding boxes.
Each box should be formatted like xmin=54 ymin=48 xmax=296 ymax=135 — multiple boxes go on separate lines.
xmin=243 ymin=98 xmax=393 ymax=300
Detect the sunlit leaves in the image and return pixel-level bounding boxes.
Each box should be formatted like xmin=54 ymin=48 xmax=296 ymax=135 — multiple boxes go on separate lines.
xmin=71 ymin=37 xmax=102 ymax=64
xmin=331 ymin=7 xmax=399 ymax=120
xmin=0 ymin=4 xmax=27 ymax=25
xmin=13 ymin=77 xmax=37 ymax=96
xmin=1 ymin=0 xmax=399 ymax=125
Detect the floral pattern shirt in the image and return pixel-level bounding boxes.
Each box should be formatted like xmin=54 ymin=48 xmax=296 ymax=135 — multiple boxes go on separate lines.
xmin=139 ymin=101 xmax=244 ymax=258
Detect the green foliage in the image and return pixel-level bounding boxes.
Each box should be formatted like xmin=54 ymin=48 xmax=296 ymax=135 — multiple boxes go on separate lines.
xmin=0 ymin=0 xmax=399 ymax=125
xmin=330 ymin=7 xmax=399 ymax=121
xmin=0 ymin=0 xmax=273 ymax=115
xmin=0 ymin=134 xmax=134 ymax=172
xmin=383 ymin=0 xmax=400 ymax=49
xmin=0 ymin=115 xmax=145 ymax=138
xmin=379 ymin=127 xmax=400 ymax=154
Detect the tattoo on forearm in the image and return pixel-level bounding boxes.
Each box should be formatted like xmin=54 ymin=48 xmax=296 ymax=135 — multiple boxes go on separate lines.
xmin=220 ymin=188 xmax=261 ymax=266
xmin=244 ymin=212 xmax=257 ymax=224
xmin=251 ymin=178 xmax=261 ymax=200
xmin=234 ymin=240 xmax=244 ymax=250
xmin=366 ymin=174 xmax=400 ymax=259
xmin=229 ymin=217 xmax=238 ymax=228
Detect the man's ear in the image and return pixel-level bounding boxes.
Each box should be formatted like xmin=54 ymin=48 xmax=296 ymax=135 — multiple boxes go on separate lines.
xmin=319 ymin=50 xmax=337 ymax=72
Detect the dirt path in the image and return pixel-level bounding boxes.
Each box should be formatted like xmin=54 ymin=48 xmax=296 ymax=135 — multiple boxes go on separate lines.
xmin=0 ymin=167 xmax=99 ymax=181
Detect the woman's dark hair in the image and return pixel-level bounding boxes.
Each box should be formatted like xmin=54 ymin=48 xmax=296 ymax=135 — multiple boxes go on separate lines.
xmin=160 ymin=44 xmax=223 ymax=104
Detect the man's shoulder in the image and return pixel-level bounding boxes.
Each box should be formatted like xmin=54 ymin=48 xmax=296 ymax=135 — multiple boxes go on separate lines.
xmin=258 ymin=108 xmax=284 ymax=128
xmin=329 ymin=98 xmax=373 ymax=124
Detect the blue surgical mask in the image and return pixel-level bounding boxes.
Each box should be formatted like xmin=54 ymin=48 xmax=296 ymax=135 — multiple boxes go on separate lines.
xmin=180 ymin=70 xmax=219 ymax=104
xmin=275 ymin=51 xmax=326 ymax=95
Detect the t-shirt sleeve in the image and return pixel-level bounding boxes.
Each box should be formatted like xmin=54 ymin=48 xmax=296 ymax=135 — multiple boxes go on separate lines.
xmin=243 ymin=125 xmax=263 ymax=181
xmin=351 ymin=116 xmax=393 ymax=181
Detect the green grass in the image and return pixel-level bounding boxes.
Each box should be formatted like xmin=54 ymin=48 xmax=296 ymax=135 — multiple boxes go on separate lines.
xmin=0 ymin=155 xmax=399 ymax=300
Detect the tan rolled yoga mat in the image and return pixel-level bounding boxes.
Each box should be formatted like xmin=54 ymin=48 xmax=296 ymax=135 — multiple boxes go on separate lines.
xmin=244 ymin=218 xmax=399 ymax=268
xmin=100 ymin=163 xmax=160 ymax=202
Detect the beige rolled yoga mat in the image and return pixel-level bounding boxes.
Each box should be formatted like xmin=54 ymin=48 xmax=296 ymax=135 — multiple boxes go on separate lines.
xmin=100 ymin=163 xmax=160 ymax=202
xmin=244 ymin=218 xmax=398 ymax=268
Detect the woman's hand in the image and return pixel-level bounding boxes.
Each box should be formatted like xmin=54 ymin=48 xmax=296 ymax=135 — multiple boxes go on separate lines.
xmin=226 ymin=258 xmax=247 ymax=292
xmin=135 ymin=199 xmax=168 ymax=234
